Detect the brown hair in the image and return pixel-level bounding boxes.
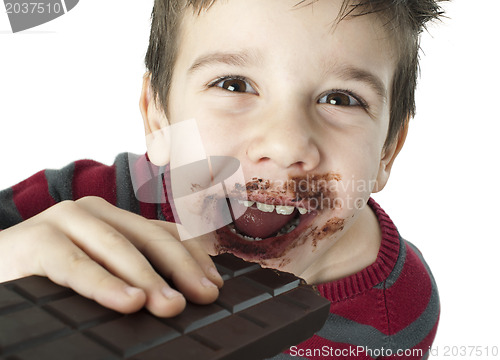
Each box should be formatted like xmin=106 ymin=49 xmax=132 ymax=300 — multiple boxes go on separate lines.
xmin=145 ymin=0 xmax=447 ymax=148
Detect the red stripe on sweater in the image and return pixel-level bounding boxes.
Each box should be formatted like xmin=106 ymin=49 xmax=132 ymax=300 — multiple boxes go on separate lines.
xmin=139 ymin=201 xmax=158 ymax=220
xmin=72 ymin=160 xmax=117 ymax=204
xmin=328 ymin=286 xmax=390 ymax=334
xmin=384 ymin=244 xmax=433 ymax=333
xmin=11 ymin=170 xmax=57 ymax=220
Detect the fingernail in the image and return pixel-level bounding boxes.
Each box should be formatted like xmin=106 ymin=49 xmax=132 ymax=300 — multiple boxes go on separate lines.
xmin=161 ymin=287 xmax=182 ymax=300
xmin=200 ymin=277 xmax=218 ymax=289
xmin=208 ymin=267 xmax=223 ymax=282
xmin=124 ymin=286 xmax=143 ymax=297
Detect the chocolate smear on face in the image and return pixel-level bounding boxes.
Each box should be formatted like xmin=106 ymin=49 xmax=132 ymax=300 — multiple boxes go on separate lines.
xmin=246 ymin=178 xmax=271 ymax=191
xmin=287 ymin=173 xmax=341 ymax=210
xmin=229 ymin=173 xmax=341 ymax=210
xmin=215 ymin=172 xmax=346 ymax=262
xmin=310 ymin=217 xmax=345 ymax=249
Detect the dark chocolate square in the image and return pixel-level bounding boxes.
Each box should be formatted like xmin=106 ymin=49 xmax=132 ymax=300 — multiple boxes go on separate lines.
xmin=132 ymin=336 xmax=217 ymax=360
xmin=239 ymin=296 xmax=304 ymax=328
xmin=190 ymin=315 xmax=265 ymax=359
xmin=10 ymin=333 xmax=119 ymax=360
xmin=0 ymin=286 xmax=30 ymax=315
xmin=43 ymin=294 xmax=120 ymax=329
xmin=216 ymin=277 xmax=271 ymax=313
xmin=245 ymin=268 xmax=301 ymax=296
xmin=0 ymin=307 xmax=69 ymax=354
xmin=162 ymin=302 xmax=230 ymax=333
xmin=9 ymin=276 xmax=73 ymax=304
xmin=86 ymin=312 xmax=180 ymax=357
xmin=282 ymin=286 xmax=329 ymax=310
xmin=232 ymin=298 xmax=327 ymax=359
xmin=213 ymin=253 xmax=260 ymax=277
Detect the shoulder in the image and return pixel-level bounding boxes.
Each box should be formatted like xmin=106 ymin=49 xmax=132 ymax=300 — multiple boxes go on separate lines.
xmin=376 ymin=237 xmax=440 ymax=356
xmin=382 ymin=238 xmax=440 ymax=321
xmin=311 ymin=237 xmax=439 ymax=359
xmin=313 ymin=199 xmax=440 ymax=357
xmin=367 ymin=199 xmax=440 ymax=330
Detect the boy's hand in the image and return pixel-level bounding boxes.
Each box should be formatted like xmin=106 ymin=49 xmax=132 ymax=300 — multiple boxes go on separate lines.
xmin=0 ymin=196 xmax=223 ymax=317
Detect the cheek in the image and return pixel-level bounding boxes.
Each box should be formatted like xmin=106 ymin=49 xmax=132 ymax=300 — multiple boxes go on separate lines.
xmin=203 ymin=94 xmax=258 ymax=116
xmin=168 ymin=99 xmax=240 ymax=158
xmin=192 ymin=113 xmax=242 ymax=157
xmin=330 ymin=157 xmax=380 ymax=214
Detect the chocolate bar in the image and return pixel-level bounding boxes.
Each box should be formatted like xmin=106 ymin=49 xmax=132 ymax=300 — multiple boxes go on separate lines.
xmin=0 ymin=253 xmax=330 ymax=360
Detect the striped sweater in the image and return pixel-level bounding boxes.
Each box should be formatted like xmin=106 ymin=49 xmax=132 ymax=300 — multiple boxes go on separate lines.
xmin=0 ymin=153 xmax=440 ymax=359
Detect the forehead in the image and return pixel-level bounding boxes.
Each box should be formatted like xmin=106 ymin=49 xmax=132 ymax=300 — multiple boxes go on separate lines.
xmin=177 ymin=0 xmax=396 ymax=85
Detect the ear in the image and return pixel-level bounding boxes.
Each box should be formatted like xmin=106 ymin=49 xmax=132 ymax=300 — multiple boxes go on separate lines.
xmin=139 ymin=73 xmax=171 ymax=166
xmin=372 ymin=119 xmax=409 ymax=193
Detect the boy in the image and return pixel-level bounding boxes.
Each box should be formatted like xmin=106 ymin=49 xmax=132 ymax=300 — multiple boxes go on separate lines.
xmin=0 ymin=0 xmax=443 ymax=358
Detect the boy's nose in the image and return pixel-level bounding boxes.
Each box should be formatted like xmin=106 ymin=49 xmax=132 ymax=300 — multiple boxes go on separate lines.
xmin=246 ymin=108 xmax=320 ymax=172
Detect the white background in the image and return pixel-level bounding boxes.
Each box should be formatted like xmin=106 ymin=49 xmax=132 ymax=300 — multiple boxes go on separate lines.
xmin=1 ymin=1 xmax=499 ymax=358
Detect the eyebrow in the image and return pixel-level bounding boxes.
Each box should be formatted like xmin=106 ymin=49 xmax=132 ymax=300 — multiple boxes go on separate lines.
xmin=188 ymin=50 xmax=263 ymax=75
xmin=325 ymin=64 xmax=388 ymax=103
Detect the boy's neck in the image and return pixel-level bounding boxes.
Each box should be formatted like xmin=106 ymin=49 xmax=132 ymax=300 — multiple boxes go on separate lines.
xmin=301 ymin=202 xmax=382 ymax=285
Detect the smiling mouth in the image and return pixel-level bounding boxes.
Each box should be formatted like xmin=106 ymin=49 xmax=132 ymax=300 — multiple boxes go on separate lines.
xmin=212 ymin=174 xmax=340 ymax=260
xmin=214 ymin=197 xmax=318 ymax=260
xmin=226 ymin=199 xmax=314 ymax=241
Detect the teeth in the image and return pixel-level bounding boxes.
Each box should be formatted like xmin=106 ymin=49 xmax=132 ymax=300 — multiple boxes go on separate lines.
xmin=256 ymin=202 xmax=275 ymax=212
xmin=276 ymin=205 xmax=295 ymax=215
xmin=237 ymin=200 xmax=255 ymax=207
xmin=236 ymin=199 xmax=309 ymax=215
xmin=298 ymin=207 xmax=308 ymax=215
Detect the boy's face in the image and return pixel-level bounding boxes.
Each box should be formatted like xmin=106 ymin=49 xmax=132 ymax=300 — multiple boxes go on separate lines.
xmin=147 ymin=0 xmax=401 ymax=276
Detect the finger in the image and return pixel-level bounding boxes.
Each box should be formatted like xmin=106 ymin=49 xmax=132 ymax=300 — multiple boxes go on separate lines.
xmin=151 ymin=221 xmax=223 ymax=287
xmin=183 ymin=237 xmax=224 ymax=288
xmin=43 ymin=201 xmax=186 ymax=317
xmin=75 ymin=197 xmax=219 ymax=305
xmin=29 ymin=227 xmax=146 ymax=314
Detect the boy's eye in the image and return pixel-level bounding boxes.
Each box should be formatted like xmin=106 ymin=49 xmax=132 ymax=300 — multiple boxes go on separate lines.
xmin=318 ymin=91 xmax=361 ymax=106
xmin=211 ymin=76 xmax=257 ymax=94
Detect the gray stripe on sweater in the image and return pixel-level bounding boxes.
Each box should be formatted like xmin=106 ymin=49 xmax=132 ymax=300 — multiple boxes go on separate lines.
xmin=374 ymin=237 xmax=407 ymax=290
xmin=157 ymin=203 xmax=166 ymax=221
xmin=0 ymin=187 xmax=24 ymax=229
xmin=115 ymin=153 xmax=140 ymax=215
xmin=316 ymin=314 xmax=382 ymax=358
xmin=45 ymin=162 xmax=75 ymax=202
xmin=406 ymin=241 xmax=437 ymax=286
